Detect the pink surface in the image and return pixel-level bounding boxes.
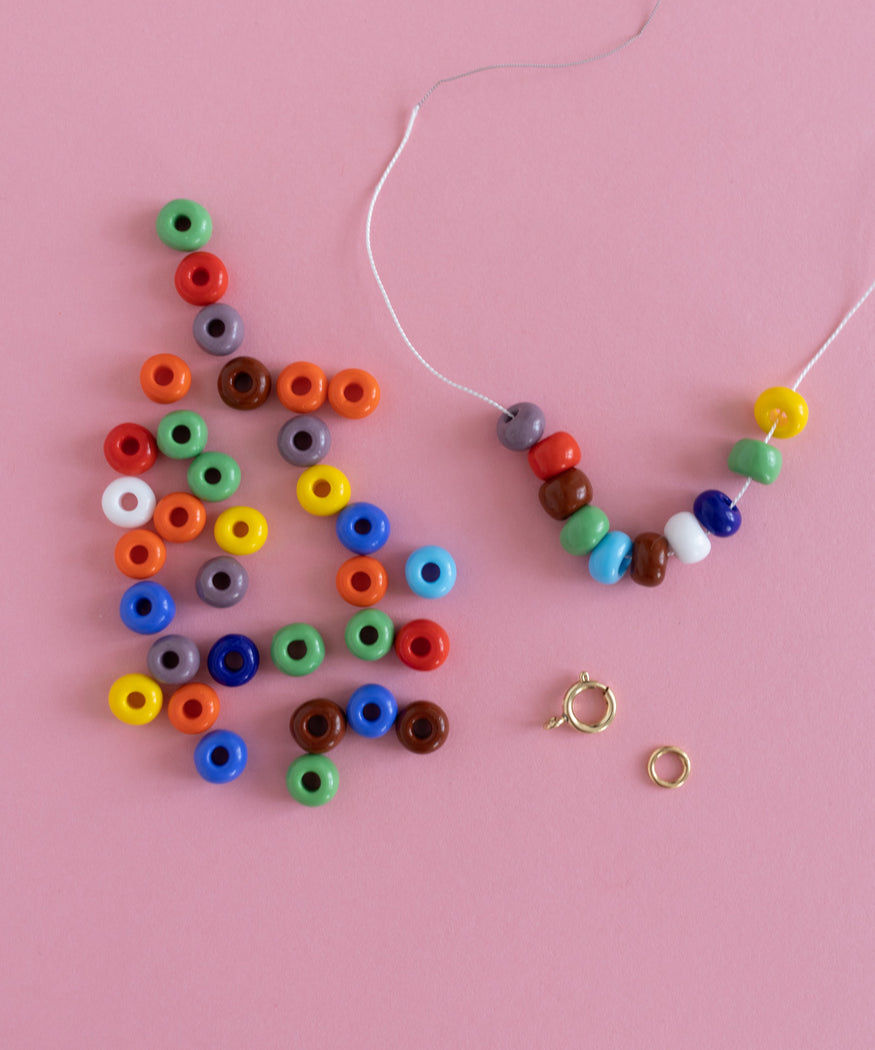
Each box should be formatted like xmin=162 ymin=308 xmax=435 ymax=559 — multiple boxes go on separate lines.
xmin=2 ymin=1 xmax=873 ymax=1046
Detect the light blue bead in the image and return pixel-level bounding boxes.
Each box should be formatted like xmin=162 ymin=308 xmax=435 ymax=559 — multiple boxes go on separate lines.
xmin=405 ymin=545 xmax=457 ymax=599
xmin=588 ymin=531 xmax=633 ymax=585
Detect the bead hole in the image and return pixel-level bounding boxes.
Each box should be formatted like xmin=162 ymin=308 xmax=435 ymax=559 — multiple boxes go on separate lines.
xmin=362 ymin=702 xmax=382 ymax=722
xmin=173 ymin=214 xmax=192 ymax=231
xmin=135 ymin=598 xmax=152 ymax=616
xmin=121 ymin=437 xmax=140 ymax=456
xmin=171 ymin=424 xmax=191 ymax=444
xmin=153 ymin=365 xmax=174 ymax=386
xmin=204 ymin=467 xmax=222 ymax=485
xmin=768 ymin=408 xmax=789 ymax=426
xmin=359 ymin=625 xmax=379 ymax=646
xmin=301 ymin=771 xmax=322 ymax=792
xmin=224 ymin=652 xmax=244 ymax=672
xmin=291 ymin=376 xmax=311 ymax=396
xmin=191 ymin=267 xmax=210 ymax=286
xmin=183 ymin=699 xmax=203 ymax=719
xmin=127 ymin=691 xmax=146 ymax=709
xmin=350 ymin=571 xmax=372 ymax=592
xmin=421 ymin=562 xmax=441 ymax=583
xmin=410 ymin=637 xmax=431 ymax=657
xmin=120 ymin=492 xmax=139 ymax=511
xmin=412 ymin=718 xmax=433 ymax=741
xmin=211 ymin=746 xmax=230 ymax=766
xmin=206 ymin=318 xmax=225 ymax=338
xmin=160 ymin=651 xmax=180 ymax=669
xmin=129 ymin=545 xmax=148 ymax=565
xmin=212 ymin=571 xmax=231 ymax=591
xmin=343 ymin=382 xmax=363 ymax=403
xmin=232 ymin=521 xmax=249 ymax=538
xmin=232 ymin=372 xmax=253 ymax=393
xmin=169 ymin=506 xmax=189 ymax=526
xmin=313 ymin=480 xmax=331 ymax=498
xmin=353 ymin=519 xmax=371 ymax=535
xmin=287 ymin=640 xmax=308 ymax=661
xmin=293 ymin=431 xmax=313 ymax=451
xmin=305 ymin=715 xmax=329 ymax=738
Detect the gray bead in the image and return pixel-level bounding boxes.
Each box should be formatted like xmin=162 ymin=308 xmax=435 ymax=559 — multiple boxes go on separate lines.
xmin=147 ymin=634 xmax=201 ymax=684
xmin=496 ymin=401 xmax=545 ymax=451
xmin=196 ymin=555 xmax=248 ymax=608
xmin=193 ymin=303 xmax=244 ymax=356
xmin=277 ymin=415 xmax=331 ymax=467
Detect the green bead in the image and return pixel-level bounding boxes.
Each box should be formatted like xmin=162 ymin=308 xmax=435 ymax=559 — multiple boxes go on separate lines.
xmin=155 ymin=199 xmax=212 ymax=251
xmin=727 ymin=438 xmax=782 ymax=484
xmin=271 ymin=623 xmax=325 ymax=676
xmin=286 ymin=754 xmax=339 ymax=807
xmin=187 ymin=451 xmax=241 ymax=501
xmin=156 ymin=410 xmax=208 ymax=459
xmin=344 ymin=609 xmax=394 ymax=661
xmin=560 ymin=504 xmax=610 ymax=555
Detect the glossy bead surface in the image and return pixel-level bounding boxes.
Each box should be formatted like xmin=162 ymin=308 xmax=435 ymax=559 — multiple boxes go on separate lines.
xmin=193 ymin=303 xmax=244 ymax=356
xmin=187 ymin=451 xmax=241 ymax=501
xmin=167 ymin=682 xmax=220 ymax=734
xmin=560 ymin=504 xmax=609 ymax=555
xmin=728 ymin=438 xmax=782 ymax=484
xmin=664 ymin=511 xmax=711 ymax=564
xmin=405 ymin=545 xmax=456 ymax=599
xmin=174 ymin=251 xmax=228 ymax=305
xmin=155 ymin=199 xmax=212 ymax=251
xmin=528 ymin=432 xmax=581 ymax=480
xmin=119 ymin=580 xmax=175 ymax=634
xmin=114 ymin=528 xmax=166 ymax=579
xmin=335 ymin=502 xmax=390 ymax=555
xmin=101 ymin=477 xmax=156 ymax=529
xmin=276 ymin=361 xmax=327 ymax=413
xmin=289 ymin=699 xmax=346 ymax=753
xmin=396 ymin=701 xmax=449 ymax=754
xmin=336 ymin=556 xmax=388 ymax=607
xmin=286 ymin=754 xmax=339 ymax=806
xmin=693 ymin=490 xmax=742 ymax=537
xmin=213 ymin=505 xmax=268 ymax=555
xmin=754 ymin=386 xmax=809 ymax=439
xmin=327 ymin=368 xmax=380 ymax=419
xmin=207 ymin=634 xmax=259 ymax=687
xmin=496 ymin=402 xmax=545 ymax=451
xmin=195 ymin=555 xmax=248 ymax=608
xmin=271 ymin=623 xmax=326 ymax=677
xmin=394 ymin=619 xmax=450 ymax=671
xmin=296 ymin=464 xmax=351 ymax=516
xmin=345 ymin=609 xmax=395 ymax=661
xmin=139 ymin=353 xmax=191 ymax=403
xmin=630 ymin=532 xmax=670 ymax=587
xmin=103 ymin=423 xmax=157 ymax=475
xmin=588 ymin=531 xmax=633 ymax=585
xmin=108 ymin=673 xmax=163 ymax=726
xmin=277 ymin=415 xmax=331 ymax=467
xmin=346 ymin=683 xmax=398 ymax=738
xmin=156 ymin=409 xmax=208 ymax=459
xmin=538 ymin=468 xmax=593 ymax=520
xmin=194 ymin=729 xmax=247 ymax=784
xmin=153 ymin=491 xmax=207 ymax=542
xmin=146 ymin=634 xmax=201 ymax=685
xmin=217 ymin=355 xmax=271 ymax=410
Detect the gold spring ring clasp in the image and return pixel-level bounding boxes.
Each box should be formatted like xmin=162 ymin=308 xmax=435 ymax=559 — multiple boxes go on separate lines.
xmin=544 ymin=671 xmax=616 ymax=734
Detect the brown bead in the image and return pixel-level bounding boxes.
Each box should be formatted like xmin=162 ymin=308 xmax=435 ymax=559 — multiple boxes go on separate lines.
xmin=630 ymin=532 xmax=669 ymax=587
xmin=290 ymin=699 xmax=346 ymax=753
xmin=538 ymin=468 xmax=593 ymax=520
xmin=395 ymin=701 xmax=449 ymax=754
xmin=217 ymin=355 xmax=272 ymax=409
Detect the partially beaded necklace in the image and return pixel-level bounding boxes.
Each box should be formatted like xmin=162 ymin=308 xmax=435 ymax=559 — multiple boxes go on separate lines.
xmin=365 ymin=3 xmax=875 ymax=588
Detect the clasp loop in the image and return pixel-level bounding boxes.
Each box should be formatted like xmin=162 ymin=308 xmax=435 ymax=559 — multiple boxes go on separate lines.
xmin=544 ymin=671 xmax=616 ymax=734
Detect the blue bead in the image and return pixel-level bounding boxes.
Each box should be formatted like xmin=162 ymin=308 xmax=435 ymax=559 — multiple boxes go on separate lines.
xmin=693 ymin=489 xmax=742 ymax=537
xmin=335 ymin=502 xmax=391 ymax=555
xmin=588 ymin=531 xmax=633 ymax=585
xmin=207 ymin=633 xmax=260 ymax=687
xmin=119 ymin=581 xmax=175 ymax=634
xmin=277 ymin=415 xmax=331 ymax=467
xmin=194 ymin=730 xmax=248 ymax=783
xmin=405 ymin=545 xmax=457 ymax=598
xmin=346 ymin=683 xmax=398 ymax=738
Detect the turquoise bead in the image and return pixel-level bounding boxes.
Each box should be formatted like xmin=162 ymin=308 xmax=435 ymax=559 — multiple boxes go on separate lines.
xmin=588 ymin=531 xmax=633 ymax=585
xmin=728 ymin=438 xmax=782 ymax=484
xmin=560 ymin=505 xmax=609 ymax=555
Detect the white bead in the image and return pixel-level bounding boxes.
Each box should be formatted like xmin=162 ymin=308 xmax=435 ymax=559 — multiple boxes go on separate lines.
xmin=664 ymin=511 xmax=711 ymax=564
xmin=101 ymin=477 xmax=156 ymax=528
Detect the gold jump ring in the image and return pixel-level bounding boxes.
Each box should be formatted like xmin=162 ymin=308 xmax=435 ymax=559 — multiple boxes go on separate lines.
xmin=647 ymin=746 xmax=691 ymax=789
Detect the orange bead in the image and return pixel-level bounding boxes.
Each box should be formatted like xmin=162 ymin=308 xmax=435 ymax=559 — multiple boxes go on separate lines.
xmin=114 ymin=529 xmax=166 ymax=578
xmin=336 ymin=555 xmax=388 ymax=607
xmin=328 ymin=368 xmax=380 ymax=419
xmin=174 ymin=251 xmax=228 ymax=305
xmin=167 ymin=682 xmax=220 ymax=734
xmin=153 ymin=492 xmax=207 ymax=543
xmin=528 ymin=432 xmax=581 ymax=480
xmin=276 ymin=361 xmax=327 ymax=413
xmin=139 ymin=353 xmax=191 ymax=404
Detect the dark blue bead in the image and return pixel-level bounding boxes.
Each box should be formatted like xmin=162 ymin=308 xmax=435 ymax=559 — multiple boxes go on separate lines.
xmin=693 ymin=489 xmax=742 ymax=537
xmin=346 ymin=683 xmax=398 ymax=738
xmin=119 ymin=581 xmax=175 ymax=634
xmin=194 ymin=729 xmax=248 ymax=783
xmin=335 ymin=502 xmax=391 ymax=555
xmin=207 ymin=633 xmax=260 ymax=687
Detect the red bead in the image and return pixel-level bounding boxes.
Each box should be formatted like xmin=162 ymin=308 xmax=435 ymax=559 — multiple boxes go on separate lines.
xmin=527 ymin=432 xmax=581 ymax=480
xmin=103 ymin=423 xmax=158 ymax=475
xmin=174 ymin=251 xmax=228 ymax=305
xmin=394 ymin=619 xmax=450 ymax=672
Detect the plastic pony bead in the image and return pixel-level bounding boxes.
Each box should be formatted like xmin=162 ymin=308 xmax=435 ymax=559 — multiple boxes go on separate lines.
xmin=395 ymin=701 xmax=449 ymax=754
xmin=336 ymin=556 xmax=388 ymax=607
xmin=394 ymin=619 xmax=450 ymax=671
xmin=327 ymin=368 xmax=380 ymax=419
xmin=496 ymin=402 xmax=545 ymax=451
xmin=193 ymin=303 xmax=244 ymax=356
xmin=629 ymin=532 xmax=670 ymax=587
xmin=588 ymin=531 xmax=633 ymax=585
xmin=194 ymin=729 xmax=247 ymax=783
xmin=213 ymin=505 xmax=268 ymax=555
xmin=754 ymin=386 xmax=808 ymax=439
xmin=663 ymin=512 xmax=711 ymax=565
xmin=101 ymin=477 xmax=156 ymax=529
xmin=335 ymin=502 xmax=390 ymax=556
xmin=289 ymin=699 xmax=346 ymax=753
xmin=153 ymin=492 xmax=207 ymax=542
xmin=174 ymin=251 xmax=228 ymax=305
xmin=207 ymin=634 xmax=259 ymax=687
xmin=404 ymin=545 xmax=456 ymax=599
xmin=217 ymin=356 xmax=272 ymax=410
xmin=195 ymin=555 xmax=248 ymax=608
xmin=296 ymin=465 xmax=351 ymax=516
xmin=276 ymin=361 xmax=327 ymax=413
xmin=277 ymin=416 xmax=331 ymax=468
xmin=344 ymin=609 xmax=395 ymax=661
xmin=728 ymin=438 xmax=782 ymax=484
xmin=167 ymin=682 xmax=220 ymax=734
xmin=103 ymin=423 xmax=157 ymax=475
xmin=146 ymin=634 xmax=201 ymax=685
xmin=187 ymin=451 xmax=241 ymax=502
xmin=155 ymin=199 xmax=212 ymax=251
xmin=107 ymin=673 xmax=163 ymax=726
xmin=114 ymin=529 xmax=166 ymax=579
xmin=693 ymin=490 xmax=741 ymax=537
xmin=139 ymin=353 xmax=191 ymax=403
xmin=346 ymin=683 xmax=398 ymax=738
xmin=119 ymin=580 xmax=175 ymax=634
xmin=527 ymin=432 xmax=581 ymax=480
xmin=156 ymin=410 xmax=208 ymax=459
xmin=286 ymin=754 xmax=339 ymax=806
xmin=270 ymin=623 xmax=326 ymax=677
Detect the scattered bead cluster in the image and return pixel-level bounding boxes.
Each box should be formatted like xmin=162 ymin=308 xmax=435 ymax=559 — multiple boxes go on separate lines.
xmin=496 ymin=384 xmax=809 ymax=586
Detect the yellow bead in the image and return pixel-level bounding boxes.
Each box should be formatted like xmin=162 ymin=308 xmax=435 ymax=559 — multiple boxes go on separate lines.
xmin=753 ymin=386 xmax=808 ymax=439
xmin=296 ymin=464 xmax=351 ymax=516
xmin=108 ymin=673 xmax=163 ymax=726
xmin=213 ymin=505 xmax=268 ymax=555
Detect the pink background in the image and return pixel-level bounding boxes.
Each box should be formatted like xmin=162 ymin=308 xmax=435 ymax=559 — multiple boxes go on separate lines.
xmin=2 ymin=1 xmax=873 ymax=1047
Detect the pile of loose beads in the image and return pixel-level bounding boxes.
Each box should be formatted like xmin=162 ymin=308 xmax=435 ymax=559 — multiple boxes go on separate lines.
xmin=495 ymin=385 xmax=809 ymax=586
